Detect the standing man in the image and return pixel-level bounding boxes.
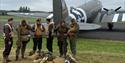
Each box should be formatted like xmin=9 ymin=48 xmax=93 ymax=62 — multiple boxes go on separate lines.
xmin=3 ymin=18 xmax=14 ymax=63
xmin=46 ymin=19 xmax=54 ymax=53
xmin=56 ymin=21 xmax=69 ymax=58
xmin=15 ymin=20 xmax=31 ymax=61
xmin=29 ymin=19 xmax=45 ymax=55
xmin=68 ymin=19 xmax=79 ymax=57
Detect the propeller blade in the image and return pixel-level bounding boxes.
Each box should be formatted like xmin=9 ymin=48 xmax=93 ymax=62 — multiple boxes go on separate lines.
xmin=115 ymin=6 xmax=121 ymax=11
xmin=103 ymin=8 xmax=109 ymax=11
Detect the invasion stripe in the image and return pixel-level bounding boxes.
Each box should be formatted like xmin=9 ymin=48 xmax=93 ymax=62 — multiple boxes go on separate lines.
xmin=112 ymin=14 xmax=119 ymax=22
xmin=70 ymin=9 xmax=79 ymax=20
xmin=76 ymin=8 xmax=84 ymax=17
xmin=122 ymin=13 xmax=125 ymax=22
xmin=69 ymin=13 xmax=77 ymax=20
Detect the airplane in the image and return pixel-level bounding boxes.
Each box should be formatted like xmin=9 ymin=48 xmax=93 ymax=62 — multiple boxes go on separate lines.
xmin=52 ymin=0 xmax=102 ymax=30
xmin=7 ymin=0 xmax=125 ymax=30
xmin=101 ymin=6 xmax=122 ymax=30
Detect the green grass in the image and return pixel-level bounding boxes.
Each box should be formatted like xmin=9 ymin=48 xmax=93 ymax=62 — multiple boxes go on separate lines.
xmin=0 ymin=15 xmax=46 ymax=22
xmin=1 ymin=34 xmax=125 ymax=63
xmin=1 ymin=35 xmax=125 ymax=54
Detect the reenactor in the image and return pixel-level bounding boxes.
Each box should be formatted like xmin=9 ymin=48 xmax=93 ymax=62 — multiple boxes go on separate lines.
xmin=46 ymin=19 xmax=54 ymax=53
xmin=56 ymin=21 xmax=69 ymax=58
xmin=3 ymin=18 xmax=14 ymax=63
xmin=15 ymin=20 xmax=31 ymax=61
xmin=68 ymin=19 xmax=79 ymax=57
xmin=29 ymin=19 xmax=45 ymax=55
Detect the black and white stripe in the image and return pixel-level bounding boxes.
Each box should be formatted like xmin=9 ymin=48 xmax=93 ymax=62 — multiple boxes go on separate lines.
xmin=112 ymin=14 xmax=119 ymax=22
xmin=70 ymin=7 xmax=86 ymax=23
xmin=122 ymin=13 xmax=125 ymax=22
xmin=101 ymin=13 xmax=125 ymax=23
xmin=112 ymin=13 xmax=125 ymax=22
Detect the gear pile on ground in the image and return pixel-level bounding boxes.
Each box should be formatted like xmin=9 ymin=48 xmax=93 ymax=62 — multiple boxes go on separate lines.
xmin=28 ymin=51 xmax=78 ymax=63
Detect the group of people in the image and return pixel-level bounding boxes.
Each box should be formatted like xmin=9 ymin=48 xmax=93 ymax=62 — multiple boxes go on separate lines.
xmin=2 ymin=18 xmax=79 ymax=63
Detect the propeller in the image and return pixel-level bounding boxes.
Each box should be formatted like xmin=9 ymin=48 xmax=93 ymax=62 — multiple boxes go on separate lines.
xmin=103 ymin=8 xmax=109 ymax=11
xmin=103 ymin=6 xmax=122 ymax=12
xmin=115 ymin=6 xmax=121 ymax=11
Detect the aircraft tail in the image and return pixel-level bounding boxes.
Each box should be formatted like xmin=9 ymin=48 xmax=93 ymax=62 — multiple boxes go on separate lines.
xmin=53 ymin=0 xmax=69 ymax=24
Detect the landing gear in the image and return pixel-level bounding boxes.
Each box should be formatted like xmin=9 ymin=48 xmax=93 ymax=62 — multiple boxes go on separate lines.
xmin=107 ymin=23 xmax=114 ymax=30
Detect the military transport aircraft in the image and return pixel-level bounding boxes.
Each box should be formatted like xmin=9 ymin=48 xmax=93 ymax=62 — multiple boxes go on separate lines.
xmin=8 ymin=0 xmax=124 ymax=30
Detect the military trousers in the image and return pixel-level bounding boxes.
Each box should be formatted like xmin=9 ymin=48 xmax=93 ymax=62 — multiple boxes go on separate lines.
xmin=33 ymin=37 xmax=42 ymax=52
xmin=69 ymin=37 xmax=77 ymax=56
xmin=58 ymin=37 xmax=68 ymax=57
xmin=3 ymin=38 xmax=13 ymax=59
xmin=46 ymin=36 xmax=53 ymax=53
xmin=16 ymin=41 xmax=28 ymax=59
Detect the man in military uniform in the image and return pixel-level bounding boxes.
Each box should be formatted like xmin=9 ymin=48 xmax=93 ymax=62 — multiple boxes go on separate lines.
xmin=68 ymin=19 xmax=79 ymax=57
xmin=46 ymin=19 xmax=54 ymax=53
xmin=56 ymin=21 xmax=69 ymax=58
xmin=29 ymin=19 xmax=45 ymax=56
xmin=3 ymin=18 xmax=14 ymax=63
xmin=15 ymin=20 xmax=31 ymax=61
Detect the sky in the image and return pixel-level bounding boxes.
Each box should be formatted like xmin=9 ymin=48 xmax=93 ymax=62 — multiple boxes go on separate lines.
xmin=0 ymin=0 xmax=125 ymax=11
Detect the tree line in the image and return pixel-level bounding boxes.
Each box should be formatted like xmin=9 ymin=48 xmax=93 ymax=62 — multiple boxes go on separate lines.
xmin=19 ymin=6 xmax=30 ymax=12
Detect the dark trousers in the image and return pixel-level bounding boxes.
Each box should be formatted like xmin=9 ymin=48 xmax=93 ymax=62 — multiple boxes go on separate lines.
xmin=16 ymin=41 xmax=28 ymax=58
xmin=46 ymin=36 xmax=53 ymax=52
xmin=33 ymin=37 xmax=42 ymax=52
xmin=58 ymin=38 xmax=68 ymax=56
xmin=3 ymin=38 xmax=13 ymax=58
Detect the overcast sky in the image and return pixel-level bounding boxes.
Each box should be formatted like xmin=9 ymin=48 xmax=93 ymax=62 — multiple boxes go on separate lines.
xmin=0 ymin=0 xmax=125 ymax=11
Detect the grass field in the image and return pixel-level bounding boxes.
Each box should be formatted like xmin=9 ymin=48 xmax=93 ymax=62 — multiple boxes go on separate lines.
xmin=0 ymin=15 xmax=125 ymax=63
xmin=0 ymin=35 xmax=125 ymax=63
xmin=0 ymin=15 xmax=46 ymax=22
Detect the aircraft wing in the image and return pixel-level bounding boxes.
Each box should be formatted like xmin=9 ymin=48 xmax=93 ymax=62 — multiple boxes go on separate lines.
xmin=7 ymin=12 xmax=50 ymax=18
xmin=78 ymin=23 xmax=101 ymax=30
xmin=100 ymin=11 xmax=125 ymax=23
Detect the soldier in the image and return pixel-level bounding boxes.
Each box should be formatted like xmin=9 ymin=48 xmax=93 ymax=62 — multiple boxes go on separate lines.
xmin=29 ymin=19 xmax=45 ymax=55
xmin=3 ymin=18 xmax=14 ymax=63
xmin=15 ymin=20 xmax=31 ymax=61
xmin=68 ymin=19 xmax=79 ymax=57
xmin=56 ymin=21 xmax=69 ymax=58
xmin=46 ymin=19 xmax=54 ymax=53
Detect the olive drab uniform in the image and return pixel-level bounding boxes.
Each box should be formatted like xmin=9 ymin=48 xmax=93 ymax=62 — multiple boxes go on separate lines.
xmin=46 ymin=21 xmax=54 ymax=53
xmin=56 ymin=24 xmax=69 ymax=57
xmin=3 ymin=23 xmax=14 ymax=62
xmin=15 ymin=24 xmax=31 ymax=60
xmin=68 ymin=22 xmax=79 ymax=56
